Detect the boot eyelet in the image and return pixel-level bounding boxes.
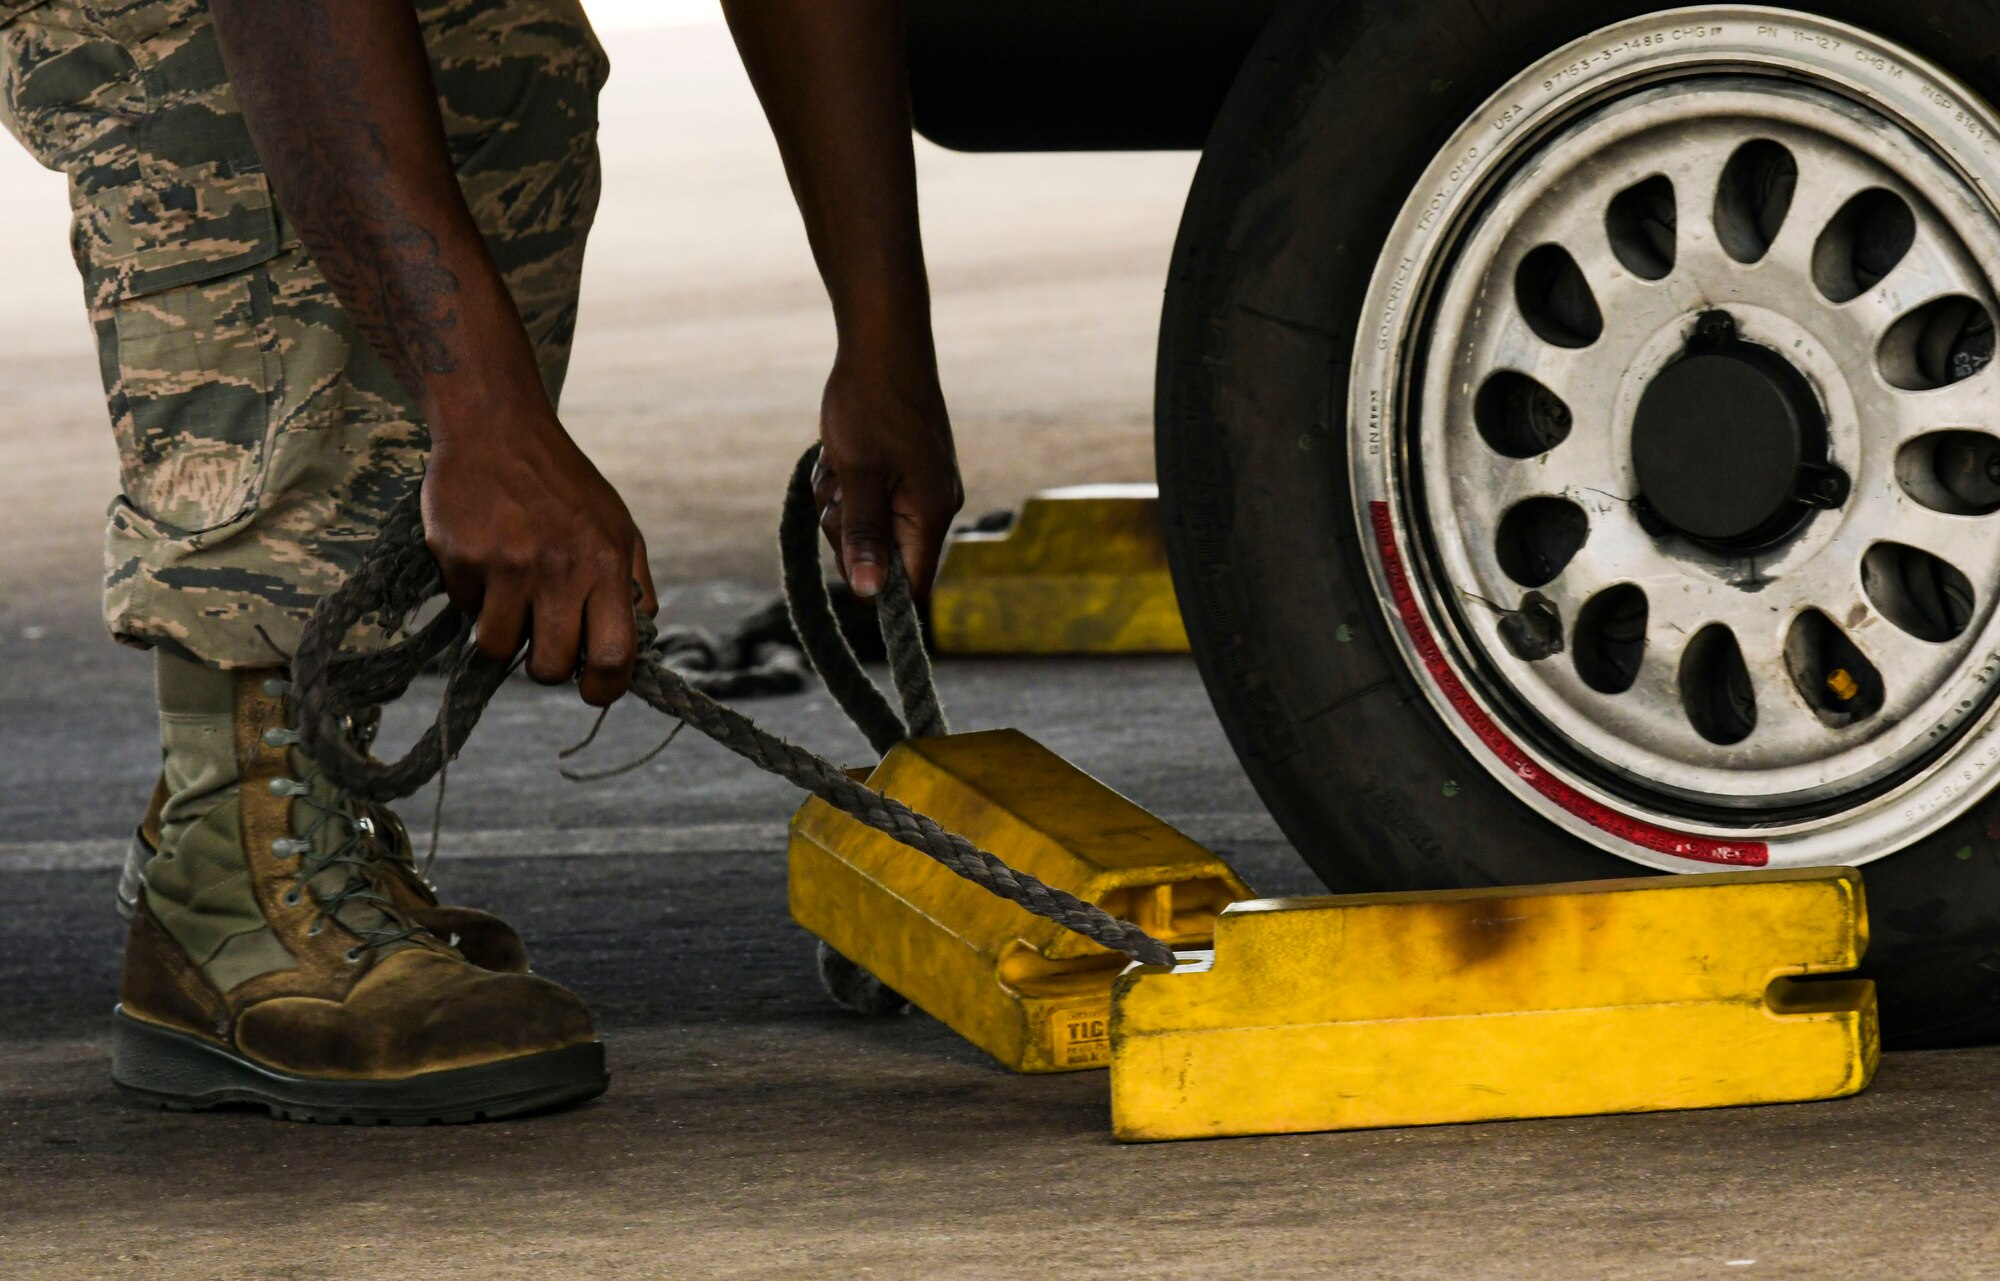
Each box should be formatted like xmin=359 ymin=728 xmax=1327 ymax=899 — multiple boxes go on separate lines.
xmin=282 ymin=888 xmax=302 ymax=907
xmin=343 ymin=948 xmax=363 ymax=964
xmin=307 ymin=919 xmax=324 ymax=937
xmin=262 ymin=678 xmax=291 ymax=698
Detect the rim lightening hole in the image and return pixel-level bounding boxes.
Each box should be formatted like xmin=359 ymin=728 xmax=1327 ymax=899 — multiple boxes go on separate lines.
xmin=1863 ymin=542 xmax=1976 ymax=642
xmin=1784 ymin=609 xmax=1884 ymax=728
xmin=1714 ymin=139 xmax=1798 ymax=264
xmin=1813 ymin=188 xmax=1916 ymax=303
xmin=1605 ymin=175 xmax=1677 ymax=280
xmin=1680 ymin=625 xmax=1758 ymax=745
xmin=1495 ymin=497 xmax=1589 ymax=588
xmin=1515 ymin=245 xmax=1603 ymax=348
xmin=1573 ymin=584 xmax=1648 ymax=695
xmin=1475 ymin=372 xmax=1573 ymax=458
xmin=1879 ymin=295 xmax=1996 ymax=390
xmin=1896 ymin=430 xmax=2000 ymax=516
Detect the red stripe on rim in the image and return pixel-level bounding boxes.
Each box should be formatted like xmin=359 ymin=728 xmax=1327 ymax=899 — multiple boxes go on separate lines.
xmin=1368 ymin=501 xmax=1768 ymax=867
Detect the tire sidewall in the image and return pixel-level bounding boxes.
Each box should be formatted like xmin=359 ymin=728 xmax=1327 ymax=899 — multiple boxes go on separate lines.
xmin=1157 ymin=0 xmax=2000 ymax=1044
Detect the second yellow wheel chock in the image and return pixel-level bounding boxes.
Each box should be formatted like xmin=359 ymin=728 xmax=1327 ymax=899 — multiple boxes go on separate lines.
xmin=1109 ymin=868 xmax=1878 ymax=1140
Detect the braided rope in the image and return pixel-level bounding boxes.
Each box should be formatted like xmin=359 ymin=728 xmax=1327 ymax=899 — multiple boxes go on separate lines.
xmin=292 ymin=451 xmax=1175 ymax=968
xmin=879 ymin=559 xmax=948 ymax=741
xmin=779 ymin=448 xmax=911 ymax=756
xmin=778 ymin=447 xmax=948 ymax=742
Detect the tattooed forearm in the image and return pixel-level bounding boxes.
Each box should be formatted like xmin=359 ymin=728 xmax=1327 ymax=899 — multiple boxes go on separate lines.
xmin=212 ymin=0 xmax=476 ymax=400
xmin=305 ymin=105 xmax=465 ymax=394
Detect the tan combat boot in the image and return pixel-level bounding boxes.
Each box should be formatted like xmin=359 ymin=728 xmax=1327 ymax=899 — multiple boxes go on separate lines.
xmin=112 ymin=656 xmax=604 ymax=1123
xmin=123 ymin=773 xmax=532 ymax=974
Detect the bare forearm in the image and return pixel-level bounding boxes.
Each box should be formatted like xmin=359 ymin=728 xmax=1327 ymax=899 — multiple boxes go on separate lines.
xmin=723 ymin=0 xmax=958 ymax=596
xmin=211 ymin=0 xmax=651 ymax=704
xmin=210 ymin=0 xmax=549 ymax=437
xmin=721 ymin=0 xmax=934 ymax=361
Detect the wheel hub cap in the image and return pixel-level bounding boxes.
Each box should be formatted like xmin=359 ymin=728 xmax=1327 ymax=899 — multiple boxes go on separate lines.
xmin=1631 ymin=313 xmax=1833 ymax=549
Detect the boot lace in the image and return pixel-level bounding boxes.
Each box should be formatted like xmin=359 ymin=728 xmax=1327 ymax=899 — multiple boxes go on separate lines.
xmin=260 ymin=678 xmax=431 ymax=962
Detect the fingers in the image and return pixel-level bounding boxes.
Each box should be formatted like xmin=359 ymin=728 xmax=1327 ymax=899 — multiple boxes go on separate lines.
xmin=814 ymin=453 xmax=962 ymax=597
xmin=632 ymin=532 xmax=659 ymax=619
xmin=818 ymin=502 xmax=842 ymax=568
xmin=438 ymin=565 xmax=485 ymax=622
xmin=814 ymin=462 xmax=843 ymax=571
xmin=420 ymin=437 xmax=646 ymax=707
xmin=835 ymin=469 xmax=893 ymax=598
xmin=441 ymin=523 xmax=643 ymax=701
xmin=525 ymin=542 xmax=639 ymax=699
xmin=577 ymin=581 xmax=639 ymax=707
xmin=896 ymin=511 xmax=946 ymax=599
xmin=473 ymin=579 xmax=530 ymax=663
xmin=525 ymin=584 xmax=585 ymax=686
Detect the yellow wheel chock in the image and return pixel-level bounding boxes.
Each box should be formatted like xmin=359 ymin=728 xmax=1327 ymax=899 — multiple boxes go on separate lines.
xmin=930 ymin=484 xmax=1191 ymax=655
xmin=788 ymin=728 xmax=1251 ymax=1072
xmin=1109 ymin=868 xmax=1878 ymax=1141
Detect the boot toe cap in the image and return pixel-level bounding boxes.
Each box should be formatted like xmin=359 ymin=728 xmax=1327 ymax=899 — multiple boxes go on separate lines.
xmin=234 ymin=950 xmax=597 ymax=1080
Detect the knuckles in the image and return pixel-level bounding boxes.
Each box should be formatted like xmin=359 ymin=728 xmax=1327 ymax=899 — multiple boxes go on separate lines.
xmin=433 ymin=526 xmax=633 ymax=586
xmin=586 ymin=646 xmax=632 ymax=675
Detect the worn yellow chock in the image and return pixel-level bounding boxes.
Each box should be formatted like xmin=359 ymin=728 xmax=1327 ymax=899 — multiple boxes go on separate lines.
xmin=1110 ymin=868 xmax=1877 ymax=1141
xmin=789 ymin=728 xmax=1251 ymax=1072
xmin=930 ymin=484 xmax=1190 ymax=655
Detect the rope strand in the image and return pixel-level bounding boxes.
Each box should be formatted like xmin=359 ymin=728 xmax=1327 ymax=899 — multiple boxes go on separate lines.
xmin=779 ymin=447 xmax=914 ymax=756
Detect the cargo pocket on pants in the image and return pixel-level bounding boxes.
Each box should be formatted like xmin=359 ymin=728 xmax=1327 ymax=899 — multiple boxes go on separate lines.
xmin=98 ymin=258 xmax=283 ymax=539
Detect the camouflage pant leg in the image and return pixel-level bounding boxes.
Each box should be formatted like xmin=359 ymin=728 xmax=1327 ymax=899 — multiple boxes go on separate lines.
xmin=0 ymin=0 xmax=608 ymax=667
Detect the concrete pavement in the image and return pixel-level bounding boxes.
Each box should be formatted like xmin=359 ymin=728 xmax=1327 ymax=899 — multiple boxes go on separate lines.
xmin=3 ymin=617 xmax=1998 ymax=1280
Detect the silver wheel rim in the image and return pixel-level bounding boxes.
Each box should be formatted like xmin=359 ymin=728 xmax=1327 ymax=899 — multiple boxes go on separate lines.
xmin=1350 ymin=8 xmax=2000 ymax=871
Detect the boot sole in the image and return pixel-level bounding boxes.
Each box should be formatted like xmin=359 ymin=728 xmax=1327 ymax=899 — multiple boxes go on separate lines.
xmin=111 ymin=1008 xmax=608 ymax=1124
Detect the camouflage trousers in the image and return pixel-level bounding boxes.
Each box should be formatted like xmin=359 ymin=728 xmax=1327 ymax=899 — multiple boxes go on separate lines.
xmin=0 ymin=0 xmax=607 ymax=667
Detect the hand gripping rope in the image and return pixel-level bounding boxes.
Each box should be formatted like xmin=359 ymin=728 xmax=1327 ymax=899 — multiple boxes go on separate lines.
xmin=290 ymin=447 xmax=1177 ymax=969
